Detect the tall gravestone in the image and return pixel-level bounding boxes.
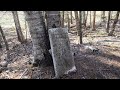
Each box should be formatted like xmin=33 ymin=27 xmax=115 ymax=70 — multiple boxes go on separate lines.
xmin=48 ymin=28 xmax=76 ymax=78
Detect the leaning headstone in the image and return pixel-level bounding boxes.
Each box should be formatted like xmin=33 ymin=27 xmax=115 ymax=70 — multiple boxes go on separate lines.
xmin=48 ymin=28 xmax=76 ymax=78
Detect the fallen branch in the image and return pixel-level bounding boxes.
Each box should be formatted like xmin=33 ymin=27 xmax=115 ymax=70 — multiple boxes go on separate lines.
xmin=20 ymin=69 xmax=28 ymax=79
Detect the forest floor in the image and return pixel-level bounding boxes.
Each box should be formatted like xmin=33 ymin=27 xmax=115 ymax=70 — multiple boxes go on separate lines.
xmin=0 ymin=24 xmax=120 ymax=79
xmin=0 ymin=11 xmax=120 ymax=79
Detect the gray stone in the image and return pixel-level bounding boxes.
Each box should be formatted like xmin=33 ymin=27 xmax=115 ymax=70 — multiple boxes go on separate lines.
xmin=48 ymin=28 xmax=76 ymax=78
xmin=84 ymin=45 xmax=99 ymax=53
xmin=0 ymin=61 xmax=8 ymax=67
xmin=21 ymin=76 xmax=29 ymax=79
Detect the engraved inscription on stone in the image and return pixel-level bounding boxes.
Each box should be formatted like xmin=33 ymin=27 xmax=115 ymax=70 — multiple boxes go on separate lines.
xmin=48 ymin=28 xmax=76 ymax=78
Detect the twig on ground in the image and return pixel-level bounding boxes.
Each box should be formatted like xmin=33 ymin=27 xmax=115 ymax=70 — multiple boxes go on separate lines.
xmin=20 ymin=68 xmax=28 ymax=79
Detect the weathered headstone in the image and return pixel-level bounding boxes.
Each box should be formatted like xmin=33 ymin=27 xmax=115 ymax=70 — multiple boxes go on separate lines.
xmin=48 ymin=28 xmax=76 ymax=78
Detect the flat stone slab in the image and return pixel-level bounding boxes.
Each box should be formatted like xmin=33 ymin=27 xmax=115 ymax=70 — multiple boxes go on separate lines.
xmin=48 ymin=28 xmax=76 ymax=78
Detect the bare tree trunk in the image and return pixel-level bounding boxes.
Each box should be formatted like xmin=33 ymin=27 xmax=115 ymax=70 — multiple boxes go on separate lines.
xmin=46 ymin=11 xmax=61 ymax=29
xmin=108 ymin=11 xmax=120 ymax=36
xmin=0 ymin=42 xmax=2 ymax=48
xmin=12 ymin=11 xmax=25 ymax=43
xmin=79 ymin=11 xmax=82 ymax=44
xmin=101 ymin=11 xmax=106 ymax=22
xmin=83 ymin=11 xmax=85 ymax=25
xmin=103 ymin=11 xmax=105 ymax=17
xmin=106 ymin=11 xmax=111 ymax=33
xmin=67 ymin=11 xmax=70 ymax=32
xmin=61 ymin=11 xmax=64 ymax=27
xmin=90 ymin=11 xmax=92 ymax=27
xmin=41 ymin=11 xmax=51 ymax=50
xmin=24 ymin=11 xmax=53 ymax=67
xmin=92 ymin=11 xmax=96 ymax=31
xmin=70 ymin=11 xmax=73 ymax=24
xmin=110 ymin=11 xmax=113 ymax=19
xmin=24 ymin=18 xmax=27 ymax=40
xmin=101 ymin=11 xmax=102 ymax=19
xmin=101 ymin=11 xmax=105 ymax=18
xmin=74 ymin=11 xmax=80 ymax=35
xmin=0 ymin=26 xmax=9 ymax=50
xmin=84 ymin=11 xmax=88 ymax=28
xmin=45 ymin=11 xmax=61 ymax=51
xmin=0 ymin=43 xmax=2 ymax=48
xmin=0 ymin=34 xmax=2 ymax=48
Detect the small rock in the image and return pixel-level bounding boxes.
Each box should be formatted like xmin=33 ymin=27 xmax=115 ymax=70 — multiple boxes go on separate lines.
xmin=0 ymin=61 xmax=8 ymax=67
xmin=84 ymin=45 xmax=99 ymax=53
xmin=6 ymin=70 xmax=9 ymax=73
xmin=81 ymin=76 xmax=85 ymax=79
xmin=21 ymin=76 xmax=29 ymax=79
xmin=14 ymin=70 xmax=18 ymax=72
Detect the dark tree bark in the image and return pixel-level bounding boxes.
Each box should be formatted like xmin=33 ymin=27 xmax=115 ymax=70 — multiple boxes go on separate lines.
xmin=74 ymin=11 xmax=80 ymax=35
xmin=12 ymin=11 xmax=25 ymax=43
xmin=106 ymin=11 xmax=111 ymax=33
xmin=79 ymin=11 xmax=82 ymax=44
xmin=108 ymin=11 xmax=120 ymax=36
xmin=42 ymin=11 xmax=51 ymax=50
xmin=92 ymin=11 xmax=96 ymax=31
xmin=0 ymin=26 xmax=9 ymax=50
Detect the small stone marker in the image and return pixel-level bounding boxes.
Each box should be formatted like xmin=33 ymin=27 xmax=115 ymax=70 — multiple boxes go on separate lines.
xmin=48 ymin=28 xmax=76 ymax=78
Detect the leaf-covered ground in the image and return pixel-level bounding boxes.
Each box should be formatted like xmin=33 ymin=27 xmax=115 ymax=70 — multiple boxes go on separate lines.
xmin=0 ymin=24 xmax=120 ymax=79
xmin=0 ymin=11 xmax=120 ymax=79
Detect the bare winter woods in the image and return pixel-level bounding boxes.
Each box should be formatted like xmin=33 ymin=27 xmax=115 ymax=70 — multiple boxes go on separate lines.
xmin=0 ymin=11 xmax=120 ymax=79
